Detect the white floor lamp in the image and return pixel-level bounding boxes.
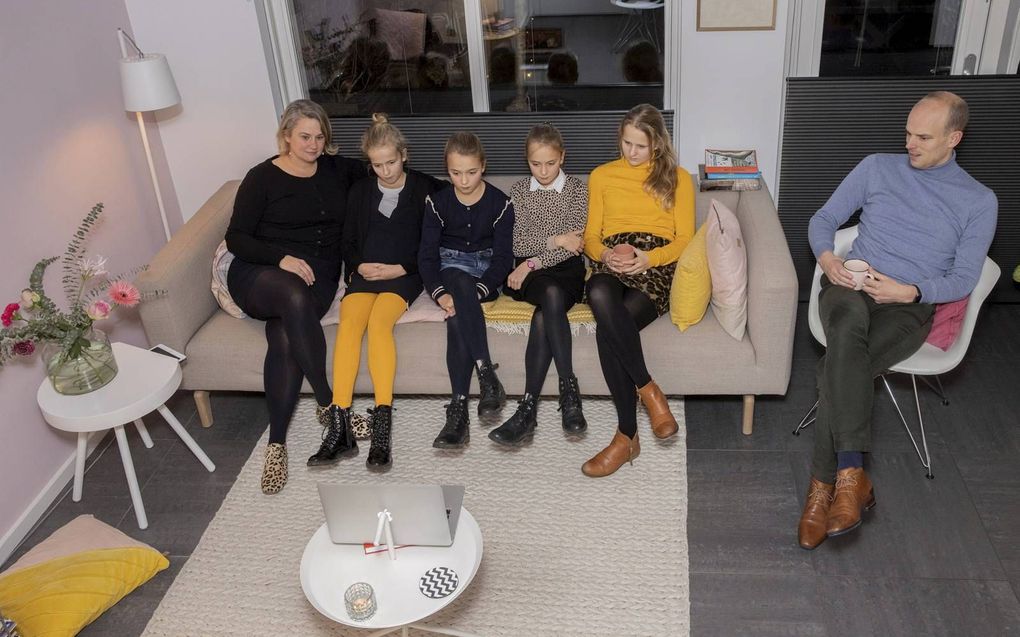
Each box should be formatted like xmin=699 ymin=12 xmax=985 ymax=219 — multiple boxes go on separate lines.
xmin=117 ymin=28 xmax=180 ymax=242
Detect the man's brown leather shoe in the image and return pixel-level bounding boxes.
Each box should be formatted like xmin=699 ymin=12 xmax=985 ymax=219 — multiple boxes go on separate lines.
xmin=826 ymin=467 xmax=875 ymax=537
xmin=798 ymin=478 xmax=834 ymax=550
xmin=636 ymin=381 xmax=679 ymax=439
xmin=582 ymin=431 xmax=640 ymax=477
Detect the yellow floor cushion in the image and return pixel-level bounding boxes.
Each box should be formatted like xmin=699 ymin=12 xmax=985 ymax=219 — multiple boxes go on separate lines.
xmin=0 ymin=515 xmax=168 ymax=637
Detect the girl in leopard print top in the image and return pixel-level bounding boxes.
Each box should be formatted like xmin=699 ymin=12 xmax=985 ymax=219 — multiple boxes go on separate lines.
xmin=489 ymin=123 xmax=590 ymax=446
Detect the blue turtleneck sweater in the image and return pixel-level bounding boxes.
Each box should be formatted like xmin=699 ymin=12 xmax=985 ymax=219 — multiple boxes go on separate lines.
xmin=808 ymin=153 xmax=997 ymax=304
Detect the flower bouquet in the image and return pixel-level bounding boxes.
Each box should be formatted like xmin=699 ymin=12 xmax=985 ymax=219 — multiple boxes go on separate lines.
xmin=1 ymin=204 xmax=148 ymax=394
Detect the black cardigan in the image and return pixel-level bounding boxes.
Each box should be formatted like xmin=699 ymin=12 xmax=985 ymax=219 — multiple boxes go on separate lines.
xmin=225 ymin=154 xmax=367 ymax=266
xmin=342 ymin=168 xmax=448 ymax=284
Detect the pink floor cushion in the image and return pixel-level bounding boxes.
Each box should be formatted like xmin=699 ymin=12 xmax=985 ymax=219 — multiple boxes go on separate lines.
xmin=926 ymin=296 xmax=969 ymax=351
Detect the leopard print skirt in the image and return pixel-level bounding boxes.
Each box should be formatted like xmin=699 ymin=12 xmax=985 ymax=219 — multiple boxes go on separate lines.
xmin=588 ymin=232 xmax=676 ymax=317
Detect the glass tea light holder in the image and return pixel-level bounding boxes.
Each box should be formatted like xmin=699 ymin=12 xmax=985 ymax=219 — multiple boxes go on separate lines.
xmin=344 ymin=582 xmax=377 ymax=621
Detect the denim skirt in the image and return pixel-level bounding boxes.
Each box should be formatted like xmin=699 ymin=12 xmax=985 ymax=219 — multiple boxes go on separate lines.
xmin=439 ymin=246 xmax=493 ymax=278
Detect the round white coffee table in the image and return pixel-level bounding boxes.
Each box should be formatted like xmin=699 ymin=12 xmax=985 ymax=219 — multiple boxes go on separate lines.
xmin=300 ymin=508 xmax=483 ymax=636
xmin=37 ymin=342 xmax=215 ymax=529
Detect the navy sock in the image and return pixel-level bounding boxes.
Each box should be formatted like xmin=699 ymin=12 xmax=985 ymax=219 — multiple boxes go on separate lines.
xmin=837 ymin=451 xmax=864 ymax=470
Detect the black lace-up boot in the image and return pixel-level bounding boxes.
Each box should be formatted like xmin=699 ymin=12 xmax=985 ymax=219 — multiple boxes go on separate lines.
xmin=307 ymin=405 xmax=358 ymax=466
xmin=476 ymin=361 xmax=506 ymax=420
xmin=558 ymin=374 xmax=588 ymax=435
xmin=366 ymin=405 xmax=392 ymax=471
xmin=488 ymin=394 xmax=538 ymax=446
xmin=433 ymin=395 xmax=470 ymax=448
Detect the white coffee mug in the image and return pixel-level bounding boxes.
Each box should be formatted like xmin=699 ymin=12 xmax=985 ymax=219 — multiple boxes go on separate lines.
xmin=842 ymin=258 xmax=871 ymax=290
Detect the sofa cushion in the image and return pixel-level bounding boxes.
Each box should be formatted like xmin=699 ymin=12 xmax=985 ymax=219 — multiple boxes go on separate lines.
xmin=669 ymin=223 xmax=711 ymax=331
xmin=705 ymin=199 xmax=748 ymax=340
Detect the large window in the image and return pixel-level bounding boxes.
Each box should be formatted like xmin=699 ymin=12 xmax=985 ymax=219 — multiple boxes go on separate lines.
xmin=276 ymin=0 xmax=668 ymax=116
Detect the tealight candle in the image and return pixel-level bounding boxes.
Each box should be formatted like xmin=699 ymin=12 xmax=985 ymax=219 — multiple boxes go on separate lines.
xmin=344 ymin=582 xmax=376 ymax=621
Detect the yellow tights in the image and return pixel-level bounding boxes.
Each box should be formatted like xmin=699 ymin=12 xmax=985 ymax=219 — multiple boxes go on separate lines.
xmin=331 ymin=292 xmax=406 ymax=408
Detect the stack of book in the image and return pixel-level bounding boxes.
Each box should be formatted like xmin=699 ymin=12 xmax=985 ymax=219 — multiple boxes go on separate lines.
xmin=482 ymin=16 xmax=515 ymax=35
xmin=699 ymin=149 xmax=762 ymax=192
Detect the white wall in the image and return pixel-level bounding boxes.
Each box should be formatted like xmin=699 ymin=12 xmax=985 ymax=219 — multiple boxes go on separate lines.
xmin=124 ymin=0 xmax=280 ymax=221
xmin=678 ymin=0 xmax=789 ymax=196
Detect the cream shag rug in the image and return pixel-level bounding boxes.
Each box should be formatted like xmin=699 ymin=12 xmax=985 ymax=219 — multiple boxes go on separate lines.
xmin=143 ymin=396 xmax=689 ymax=636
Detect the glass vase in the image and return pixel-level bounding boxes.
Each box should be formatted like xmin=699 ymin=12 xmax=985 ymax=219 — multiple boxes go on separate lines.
xmin=43 ymin=327 xmax=118 ymax=395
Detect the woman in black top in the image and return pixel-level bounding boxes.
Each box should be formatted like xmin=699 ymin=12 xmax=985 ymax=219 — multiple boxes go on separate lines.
xmin=321 ymin=114 xmax=445 ymax=472
xmin=225 ymin=99 xmax=365 ymax=495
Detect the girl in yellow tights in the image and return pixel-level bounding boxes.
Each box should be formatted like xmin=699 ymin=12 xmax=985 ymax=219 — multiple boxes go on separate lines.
xmin=306 ymin=114 xmax=446 ymax=471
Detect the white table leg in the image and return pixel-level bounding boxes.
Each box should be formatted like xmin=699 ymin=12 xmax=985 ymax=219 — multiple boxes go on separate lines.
xmin=407 ymin=625 xmax=480 ymax=637
xmin=114 ymin=425 xmax=148 ymax=530
xmin=134 ymin=418 xmax=154 ymax=448
xmin=72 ymin=432 xmax=87 ymax=502
xmin=157 ymin=404 xmax=215 ymax=472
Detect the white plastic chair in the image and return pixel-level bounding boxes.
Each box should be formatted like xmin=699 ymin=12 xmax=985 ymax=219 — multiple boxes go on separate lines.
xmin=793 ymin=226 xmax=1000 ymax=478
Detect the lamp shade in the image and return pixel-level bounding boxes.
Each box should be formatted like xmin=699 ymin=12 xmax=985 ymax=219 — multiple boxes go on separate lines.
xmin=119 ymin=54 xmax=180 ymax=112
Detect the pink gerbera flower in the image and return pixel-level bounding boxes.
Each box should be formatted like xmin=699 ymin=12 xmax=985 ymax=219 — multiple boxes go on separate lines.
xmin=108 ymin=281 xmax=141 ymax=307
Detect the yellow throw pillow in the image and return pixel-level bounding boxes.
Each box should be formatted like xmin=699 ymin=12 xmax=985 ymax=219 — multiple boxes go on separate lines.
xmin=669 ymin=223 xmax=712 ymax=331
xmin=482 ymin=294 xmax=595 ymax=325
xmin=0 ymin=515 xmax=169 ymax=637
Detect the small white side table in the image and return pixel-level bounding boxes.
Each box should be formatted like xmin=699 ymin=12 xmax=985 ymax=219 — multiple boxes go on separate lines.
xmin=301 ymin=508 xmax=484 ymax=637
xmin=37 ymin=342 xmax=215 ymax=529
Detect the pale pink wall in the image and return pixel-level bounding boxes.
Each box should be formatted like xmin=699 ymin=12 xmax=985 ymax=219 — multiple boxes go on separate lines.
xmin=0 ymin=1 xmax=178 ymax=546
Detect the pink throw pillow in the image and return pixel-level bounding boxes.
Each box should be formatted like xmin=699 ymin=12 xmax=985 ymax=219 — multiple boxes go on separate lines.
xmin=926 ymin=296 xmax=969 ymax=351
xmin=396 ymin=291 xmax=447 ymax=324
xmin=704 ymin=199 xmax=748 ymax=340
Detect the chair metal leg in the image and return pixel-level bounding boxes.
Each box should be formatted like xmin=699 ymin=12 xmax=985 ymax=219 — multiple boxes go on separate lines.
xmin=880 ymin=374 xmax=934 ymax=479
xmin=792 ymin=399 xmax=819 ymax=435
xmin=919 ymin=375 xmax=949 ymax=406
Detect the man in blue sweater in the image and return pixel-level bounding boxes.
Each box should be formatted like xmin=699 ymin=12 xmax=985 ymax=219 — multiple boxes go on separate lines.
xmin=798 ymin=91 xmax=997 ymax=550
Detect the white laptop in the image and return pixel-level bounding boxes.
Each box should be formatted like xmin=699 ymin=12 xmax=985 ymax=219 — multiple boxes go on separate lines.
xmin=316 ymin=483 xmax=464 ymax=547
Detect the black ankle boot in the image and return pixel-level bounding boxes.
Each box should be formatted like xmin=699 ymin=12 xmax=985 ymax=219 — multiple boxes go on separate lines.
xmin=489 ymin=394 xmax=538 ymax=446
xmin=366 ymin=405 xmax=392 ymax=472
xmin=433 ymin=396 xmax=470 ymax=448
xmin=307 ymin=405 xmax=358 ymax=466
xmin=558 ymin=374 xmax=588 ymax=435
xmin=476 ymin=361 xmax=506 ymax=420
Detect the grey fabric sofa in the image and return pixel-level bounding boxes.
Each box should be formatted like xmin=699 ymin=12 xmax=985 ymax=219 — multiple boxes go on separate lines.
xmin=136 ymin=174 xmax=797 ymax=435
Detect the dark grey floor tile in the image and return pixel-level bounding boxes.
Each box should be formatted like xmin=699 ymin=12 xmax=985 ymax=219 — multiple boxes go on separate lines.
xmin=790 ymin=451 xmax=1004 ymax=580
xmin=820 ymin=576 xmax=1020 ymax=636
xmin=691 ymin=572 xmax=828 ymax=636
xmin=187 ymin=391 xmax=271 ymax=442
xmin=119 ymin=509 xmax=220 ymax=556
xmin=146 ymin=438 xmax=253 ymax=487
xmin=80 ymin=427 xmax=176 ymax=489
xmin=960 ymin=304 xmax=1020 ymax=363
xmin=688 ymin=450 xmax=814 ymax=575
xmin=78 ymin=556 xmax=185 ymax=637
xmin=929 ymin=364 xmax=1020 ymax=456
xmin=955 ymin=452 xmax=1020 ymax=579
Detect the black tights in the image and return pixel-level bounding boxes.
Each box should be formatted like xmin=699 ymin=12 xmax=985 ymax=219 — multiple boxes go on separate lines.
xmin=585 ymin=274 xmax=658 ymax=437
xmin=241 ymin=268 xmax=333 ymax=444
xmin=442 ymin=268 xmax=495 ymax=395
xmin=523 ymin=280 xmax=575 ymax=396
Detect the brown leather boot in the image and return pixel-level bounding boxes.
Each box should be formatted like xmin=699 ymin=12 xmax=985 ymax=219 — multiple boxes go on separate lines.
xmin=798 ymin=478 xmax=835 ymax=550
xmin=637 ymin=380 xmax=679 ymax=439
xmin=826 ymin=467 xmax=876 ymax=537
xmin=581 ymin=431 xmax=640 ymax=477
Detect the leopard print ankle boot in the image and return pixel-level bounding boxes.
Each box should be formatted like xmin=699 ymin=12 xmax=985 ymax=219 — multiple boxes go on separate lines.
xmin=261 ymin=443 xmax=288 ymax=495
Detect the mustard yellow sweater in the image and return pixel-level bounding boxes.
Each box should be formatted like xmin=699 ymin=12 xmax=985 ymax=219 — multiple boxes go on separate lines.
xmin=583 ymin=158 xmax=695 ymax=267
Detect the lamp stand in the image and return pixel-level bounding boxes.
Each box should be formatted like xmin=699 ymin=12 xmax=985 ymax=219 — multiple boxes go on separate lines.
xmin=119 ymin=29 xmax=173 ymax=242
xmin=135 ymin=111 xmax=172 ymax=242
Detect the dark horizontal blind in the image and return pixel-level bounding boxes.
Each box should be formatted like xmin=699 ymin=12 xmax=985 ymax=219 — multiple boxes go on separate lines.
xmin=779 ymin=76 xmax=1020 ymax=301
xmin=330 ymin=110 xmax=673 ymax=176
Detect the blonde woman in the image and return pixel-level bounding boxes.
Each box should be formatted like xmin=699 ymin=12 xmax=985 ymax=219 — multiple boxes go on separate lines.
xmin=309 ymin=114 xmax=445 ymax=471
xmin=581 ymin=104 xmax=695 ymax=477
xmin=225 ymin=99 xmax=366 ymax=494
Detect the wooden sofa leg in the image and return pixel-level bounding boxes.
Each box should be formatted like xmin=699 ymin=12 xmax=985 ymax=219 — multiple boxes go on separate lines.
xmin=194 ymin=391 xmax=214 ymax=428
xmin=742 ymin=395 xmax=754 ymax=436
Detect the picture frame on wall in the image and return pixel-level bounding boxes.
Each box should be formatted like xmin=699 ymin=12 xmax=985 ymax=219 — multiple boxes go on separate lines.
xmin=697 ymin=0 xmax=777 ymax=31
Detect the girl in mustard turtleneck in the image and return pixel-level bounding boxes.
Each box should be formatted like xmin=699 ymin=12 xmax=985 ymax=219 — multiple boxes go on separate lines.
xmin=580 ymin=104 xmax=695 ymax=478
